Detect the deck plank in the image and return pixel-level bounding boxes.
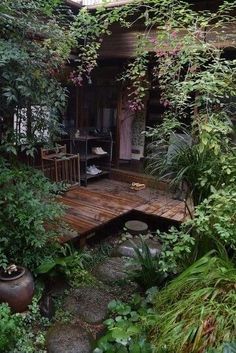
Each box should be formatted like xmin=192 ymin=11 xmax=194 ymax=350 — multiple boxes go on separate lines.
xmin=60 ymin=179 xmax=186 ymax=242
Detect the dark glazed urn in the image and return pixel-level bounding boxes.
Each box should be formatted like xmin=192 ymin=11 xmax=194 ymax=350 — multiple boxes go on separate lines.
xmin=0 ymin=266 xmax=34 ymax=312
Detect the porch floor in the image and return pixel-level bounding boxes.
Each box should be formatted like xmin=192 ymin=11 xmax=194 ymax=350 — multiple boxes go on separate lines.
xmin=59 ymin=179 xmax=187 ymax=244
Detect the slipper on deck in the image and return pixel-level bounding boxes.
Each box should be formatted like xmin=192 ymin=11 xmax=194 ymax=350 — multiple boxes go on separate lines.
xmin=130 ymin=182 xmax=146 ymax=191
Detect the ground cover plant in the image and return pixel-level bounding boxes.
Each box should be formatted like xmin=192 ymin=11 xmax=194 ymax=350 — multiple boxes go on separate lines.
xmin=0 ymin=299 xmax=49 ymax=353
xmin=94 ymin=292 xmax=155 ymax=353
xmin=94 ymin=254 xmax=236 ymax=353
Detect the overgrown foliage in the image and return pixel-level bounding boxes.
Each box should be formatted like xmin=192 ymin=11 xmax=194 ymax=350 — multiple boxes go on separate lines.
xmin=0 ymin=299 xmax=49 ymax=353
xmin=95 ymin=255 xmax=236 ymax=353
xmin=142 ymin=185 xmax=236 ymax=278
xmin=72 ymin=0 xmax=236 ymax=204
xmin=145 ymin=114 xmax=236 ymax=205
xmin=94 ymin=290 xmax=155 ymax=353
xmin=0 ymin=158 xmax=65 ymax=271
xmin=36 ymin=245 xmax=96 ymax=287
xmin=0 ymin=0 xmax=75 ymax=155
xmin=149 ymin=254 xmax=236 ymax=353
xmin=0 ymin=303 xmax=21 ymax=352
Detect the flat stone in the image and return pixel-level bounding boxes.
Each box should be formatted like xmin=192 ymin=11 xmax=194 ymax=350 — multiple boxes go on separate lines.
xmin=64 ymin=287 xmax=113 ymax=324
xmin=47 ymin=323 xmax=92 ymax=353
xmin=114 ymin=238 xmax=162 ymax=258
xmin=125 ymin=220 xmax=148 ymax=235
xmin=94 ymin=257 xmax=133 ymax=284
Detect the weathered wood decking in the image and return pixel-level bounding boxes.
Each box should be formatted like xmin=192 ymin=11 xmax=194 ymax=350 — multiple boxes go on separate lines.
xmin=59 ymin=179 xmax=187 ymax=244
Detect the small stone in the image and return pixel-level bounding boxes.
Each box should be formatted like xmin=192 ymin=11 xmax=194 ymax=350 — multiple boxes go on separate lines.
xmin=126 ymin=234 xmax=133 ymax=239
xmin=113 ymin=238 xmax=162 ymax=258
xmin=125 ymin=220 xmax=148 ymax=235
xmin=47 ymin=323 xmax=92 ymax=353
xmin=94 ymin=257 xmax=134 ymax=284
xmin=64 ymin=287 xmax=114 ymax=324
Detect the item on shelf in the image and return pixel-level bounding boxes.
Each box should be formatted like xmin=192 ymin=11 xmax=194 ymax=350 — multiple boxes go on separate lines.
xmin=92 ymin=147 xmax=107 ymax=155
xmin=75 ymin=130 xmax=80 ymax=138
xmin=130 ymin=182 xmax=146 ymax=191
xmin=89 ymin=128 xmax=110 ymax=137
xmin=86 ymin=165 xmax=102 ymax=175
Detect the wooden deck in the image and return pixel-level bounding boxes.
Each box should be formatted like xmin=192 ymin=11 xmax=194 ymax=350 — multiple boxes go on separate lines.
xmin=59 ymin=179 xmax=187 ymax=244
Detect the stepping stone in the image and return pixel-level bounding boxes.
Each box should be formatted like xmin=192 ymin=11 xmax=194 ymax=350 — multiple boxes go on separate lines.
xmin=125 ymin=220 xmax=148 ymax=235
xmin=114 ymin=238 xmax=162 ymax=258
xmin=47 ymin=323 xmax=92 ymax=353
xmin=64 ymin=287 xmax=114 ymax=324
xmin=94 ymin=257 xmax=133 ymax=284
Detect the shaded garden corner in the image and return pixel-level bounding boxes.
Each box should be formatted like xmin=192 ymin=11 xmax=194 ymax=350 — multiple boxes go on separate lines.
xmin=0 ymin=0 xmax=236 ymax=352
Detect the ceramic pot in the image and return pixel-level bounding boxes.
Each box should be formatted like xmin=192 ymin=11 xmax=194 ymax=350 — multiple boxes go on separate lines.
xmin=0 ymin=266 xmax=34 ymax=312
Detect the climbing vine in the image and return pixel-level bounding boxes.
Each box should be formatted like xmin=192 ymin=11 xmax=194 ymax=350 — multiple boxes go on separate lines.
xmin=72 ymin=0 xmax=236 ymax=115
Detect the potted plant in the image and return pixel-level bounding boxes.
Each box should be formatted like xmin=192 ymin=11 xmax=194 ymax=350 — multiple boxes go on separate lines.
xmin=0 ymin=264 xmax=34 ymax=312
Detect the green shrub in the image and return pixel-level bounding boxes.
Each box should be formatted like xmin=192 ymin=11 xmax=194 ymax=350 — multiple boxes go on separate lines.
xmin=11 ymin=298 xmax=49 ymax=353
xmin=153 ymin=185 xmax=236 ymax=276
xmin=0 ymin=158 xmax=65 ymax=271
xmin=0 ymin=303 xmax=21 ymax=352
xmin=37 ymin=246 xmax=96 ymax=287
xmin=0 ymin=299 xmax=48 ymax=353
xmin=128 ymin=238 xmax=167 ymax=289
xmin=145 ymin=116 xmax=236 ymax=206
xmin=192 ymin=187 xmax=236 ymax=255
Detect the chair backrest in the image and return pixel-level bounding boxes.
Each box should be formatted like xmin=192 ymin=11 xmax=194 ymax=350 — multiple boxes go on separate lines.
xmin=41 ymin=145 xmax=67 ymax=159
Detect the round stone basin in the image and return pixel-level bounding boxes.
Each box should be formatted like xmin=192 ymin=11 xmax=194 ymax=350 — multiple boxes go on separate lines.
xmin=125 ymin=220 xmax=148 ymax=235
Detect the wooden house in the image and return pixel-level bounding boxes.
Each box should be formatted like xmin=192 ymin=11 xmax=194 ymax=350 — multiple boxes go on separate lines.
xmin=63 ymin=0 xmax=236 ymax=182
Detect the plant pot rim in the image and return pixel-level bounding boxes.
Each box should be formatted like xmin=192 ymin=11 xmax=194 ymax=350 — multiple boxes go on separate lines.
xmin=0 ymin=266 xmax=26 ymax=281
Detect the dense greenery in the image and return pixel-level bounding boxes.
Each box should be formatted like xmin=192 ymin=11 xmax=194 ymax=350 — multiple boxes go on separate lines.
xmin=150 ymin=255 xmax=236 ymax=353
xmin=145 ymin=116 xmax=236 ymax=205
xmin=72 ymin=0 xmax=236 ymax=204
xmin=95 ymin=255 xmax=236 ymax=353
xmin=94 ymin=292 xmax=154 ymax=353
xmin=0 ymin=299 xmax=49 ymax=353
xmin=36 ymin=245 xmax=97 ymax=287
xmin=73 ymin=2 xmax=236 ymax=353
xmin=0 ymin=0 xmax=236 ymax=352
xmin=0 ymin=0 xmax=75 ymax=155
xmin=0 ymin=303 xmax=21 ymax=352
xmin=0 ymin=158 xmax=65 ymax=271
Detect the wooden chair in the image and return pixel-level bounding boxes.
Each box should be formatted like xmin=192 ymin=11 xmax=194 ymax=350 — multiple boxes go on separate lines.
xmin=41 ymin=145 xmax=80 ymax=185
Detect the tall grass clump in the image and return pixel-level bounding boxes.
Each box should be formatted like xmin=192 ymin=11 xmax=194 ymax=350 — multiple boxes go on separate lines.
xmin=149 ymin=254 xmax=236 ymax=353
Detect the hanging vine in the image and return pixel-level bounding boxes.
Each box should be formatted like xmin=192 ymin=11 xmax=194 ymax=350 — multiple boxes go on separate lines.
xmin=72 ymin=0 xmax=236 ymax=117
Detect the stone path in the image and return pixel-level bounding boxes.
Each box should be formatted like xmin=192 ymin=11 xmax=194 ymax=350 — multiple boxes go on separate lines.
xmin=64 ymin=287 xmax=114 ymax=324
xmin=113 ymin=238 xmax=161 ymax=258
xmin=47 ymin=324 xmax=92 ymax=353
xmin=94 ymin=256 xmax=132 ymax=284
xmin=47 ymin=236 xmax=158 ymax=353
